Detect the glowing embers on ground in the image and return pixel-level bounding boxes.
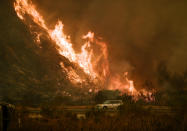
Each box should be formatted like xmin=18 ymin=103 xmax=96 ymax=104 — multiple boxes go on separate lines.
xmin=14 ymin=0 xmax=153 ymax=99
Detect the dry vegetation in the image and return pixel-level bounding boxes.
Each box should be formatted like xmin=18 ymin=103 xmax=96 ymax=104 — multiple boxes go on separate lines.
xmin=7 ymin=104 xmax=187 ymax=131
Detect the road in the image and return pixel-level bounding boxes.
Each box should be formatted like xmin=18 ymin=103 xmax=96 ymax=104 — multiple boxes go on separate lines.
xmin=18 ymin=105 xmax=182 ymax=120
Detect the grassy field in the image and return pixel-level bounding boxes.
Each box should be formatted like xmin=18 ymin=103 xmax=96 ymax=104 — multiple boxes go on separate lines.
xmin=7 ymin=105 xmax=187 ymax=131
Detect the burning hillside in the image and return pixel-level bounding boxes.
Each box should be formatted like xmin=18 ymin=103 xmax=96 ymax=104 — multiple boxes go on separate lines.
xmin=13 ymin=0 xmax=153 ymax=99
xmin=1 ymin=1 xmax=187 ymax=130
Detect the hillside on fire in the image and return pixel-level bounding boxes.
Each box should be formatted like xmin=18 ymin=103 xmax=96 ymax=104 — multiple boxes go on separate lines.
xmin=0 ymin=0 xmax=187 ymax=130
xmin=0 ymin=0 xmax=187 ymax=106
xmin=0 ymin=1 xmax=83 ymax=105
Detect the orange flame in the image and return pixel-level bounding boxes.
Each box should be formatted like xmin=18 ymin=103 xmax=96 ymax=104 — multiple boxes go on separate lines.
xmin=14 ymin=0 xmax=153 ymax=99
xmin=14 ymin=0 xmax=107 ymax=81
xmin=108 ymin=73 xmax=139 ymax=96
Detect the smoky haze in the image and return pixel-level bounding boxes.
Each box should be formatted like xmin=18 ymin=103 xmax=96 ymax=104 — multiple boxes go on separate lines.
xmin=0 ymin=0 xmax=187 ymax=105
xmin=33 ymin=0 xmax=187 ymax=85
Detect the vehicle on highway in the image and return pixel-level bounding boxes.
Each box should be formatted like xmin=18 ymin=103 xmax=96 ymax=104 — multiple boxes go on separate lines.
xmin=95 ymin=100 xmax=123 ymax=110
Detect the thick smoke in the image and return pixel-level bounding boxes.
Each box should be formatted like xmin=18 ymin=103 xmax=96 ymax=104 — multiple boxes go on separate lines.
xmin=33 ymin=0 xmax=187 ymax=87
xmin=0 ymin=0 xmax=187 ymax=104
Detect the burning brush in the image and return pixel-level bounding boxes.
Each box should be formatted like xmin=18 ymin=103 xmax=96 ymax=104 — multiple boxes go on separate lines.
xmin=14 ymin=0 xmax=153 ymax=100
